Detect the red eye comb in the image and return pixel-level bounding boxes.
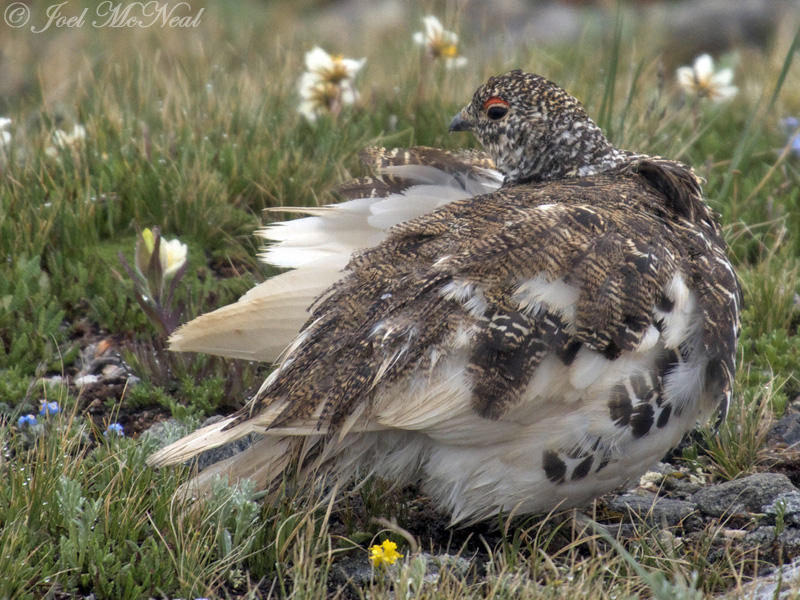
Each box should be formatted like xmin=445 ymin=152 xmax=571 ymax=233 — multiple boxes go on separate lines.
xmin=482 ymin=96 xmax=509 ymax=110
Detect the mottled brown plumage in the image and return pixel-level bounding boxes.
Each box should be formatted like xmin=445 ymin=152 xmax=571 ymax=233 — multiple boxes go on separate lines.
xmin=336 ymin=146 xmax=497 ymax=199
xmin=238 ymin=161 xmax=737 ymax=429
xmin=150 ymin=71 xmax=741 ymax=524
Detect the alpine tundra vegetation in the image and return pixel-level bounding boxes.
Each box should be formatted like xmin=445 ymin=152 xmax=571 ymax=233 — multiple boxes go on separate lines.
xmin=0 ymin=2 xmax=799 ymax=598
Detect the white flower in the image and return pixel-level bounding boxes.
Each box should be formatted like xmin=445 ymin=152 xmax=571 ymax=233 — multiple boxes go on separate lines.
xmin=297 ymin=47 xmax=365 ymax=122
xmin=46 ymin=124 xmax=87 ymax=157
xmin=413 ymin=15 xmax=467 ymax=69
xmin=0 ymin=117 xmax=10 ymax=148
xmin=159 ymin=237 xmax=188 ymax=278
xmin=53 ymin=124 xmax=87 ymax=147
xmin=304 ymin=46 xmax=365 ymax=83
xmin=297 ymin=98 xmax=320 ymax=123
xmin=676 ymin=54 xmax=737 ymax=102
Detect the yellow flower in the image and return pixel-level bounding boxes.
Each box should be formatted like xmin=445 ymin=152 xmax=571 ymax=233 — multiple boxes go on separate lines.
xmin=141 ymin=228 xmax=155 ymax=254
xmin=135 ymin=228 xmax=187 ymax=279
xmin=303 ymin=46 xmax=365 ymax=85
xmin=413 ymin=16 xmax=467 ymax=69
xmin=369 ymin=539 xmax=403 ymax=567
xmin=135 ymin=227 xmax=157 ymax=276
xmin=297 ymin=47 xmax=365 ymax=122
xmin=440 ymin=44 xmax=458 ymax=59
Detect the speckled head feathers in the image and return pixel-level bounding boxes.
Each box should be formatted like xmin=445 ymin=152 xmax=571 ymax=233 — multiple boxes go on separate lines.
xmin=452 ymin=70 xmax=627 ymax=184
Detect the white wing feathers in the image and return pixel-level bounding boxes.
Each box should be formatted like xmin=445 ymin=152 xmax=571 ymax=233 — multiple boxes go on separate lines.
xmin=168 ymin=162 xmax=502 ymax=362
xmin=167 ymin=266 xmax=340 ymax=361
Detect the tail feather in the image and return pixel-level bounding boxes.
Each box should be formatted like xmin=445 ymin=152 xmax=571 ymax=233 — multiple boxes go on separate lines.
xmin=166 ymin=156 xmax=501 ymax=363
xmin=146 ymin=415 xmax=262 ymax=467
xmin=168 ymin=266 xmax=340 ymax=362
xmin=147 ymin=147 xmax=506 ymax=506
xmin=176 ymin=436 xmax=296 ymax=498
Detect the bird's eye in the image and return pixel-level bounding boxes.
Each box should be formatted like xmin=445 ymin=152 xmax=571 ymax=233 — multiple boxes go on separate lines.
xmin=483 ymin=96 xmax=509 ymax=120
xmin=487 ymin=105 xmax=508 ymax=120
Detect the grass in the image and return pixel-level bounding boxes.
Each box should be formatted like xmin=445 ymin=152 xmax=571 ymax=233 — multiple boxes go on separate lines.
xmin=1 ymin=1 xmax=800 ymax=598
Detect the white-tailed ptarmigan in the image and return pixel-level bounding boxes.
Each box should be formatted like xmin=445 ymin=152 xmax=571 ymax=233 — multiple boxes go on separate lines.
xmin=148 ymin=70 xmax=741 ymax=525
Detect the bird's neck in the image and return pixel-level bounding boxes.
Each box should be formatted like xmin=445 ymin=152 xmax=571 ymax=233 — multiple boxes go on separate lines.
xmin=506 ymin=119 xmax=632 ymax=185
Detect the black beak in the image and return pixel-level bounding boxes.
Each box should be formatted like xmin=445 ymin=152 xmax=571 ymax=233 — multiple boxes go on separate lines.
xmin=449 ymin=113 xmax=471 ymax=132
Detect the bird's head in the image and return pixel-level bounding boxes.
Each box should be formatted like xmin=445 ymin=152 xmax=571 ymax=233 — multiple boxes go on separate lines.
xmin=450 ymin=70 xmax=624 ymax=185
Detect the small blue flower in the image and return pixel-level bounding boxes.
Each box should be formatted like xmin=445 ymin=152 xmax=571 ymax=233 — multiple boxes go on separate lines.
xmin=17 ymin=414 xmax=37 ymax=428
xmin=39 ymin=401 xmax=60 ymax=416
xmin=781 ymin=117 xmax=800 ymax=157
xmin=791 ymin=134 xmax=800 ymax=157
xmin=104 ymin=423 xmax=124 ymax=437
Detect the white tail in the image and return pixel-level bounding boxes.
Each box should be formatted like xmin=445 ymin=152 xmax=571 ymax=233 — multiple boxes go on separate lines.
xmin=167 ymin=162 xmax=501 ymax=362
xmin=175 ymin=436 xmax=296 ymax=498
xmin=146 ymin=416 xmax=251 ymax=467
xmin=168 ymin=266 xmax=341 ymax=362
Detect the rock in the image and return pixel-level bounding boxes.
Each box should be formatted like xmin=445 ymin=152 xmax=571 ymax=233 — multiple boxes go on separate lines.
xmin=768 ymin=410 xmax=800 ymax=448
xmin=420 ymin=552 xmax=472 ymax=581
xmin=74 ymin=374 xmax=100 ymax=386
xmin=764 ymin=491 xmax=800 ymax=526
xmin=636 ymin=461 xmax=708 ymax=498
xmin=329 ymin=550 xmax=471 ymax=593
xmin=602 ymin=522 xmax=637 ymax=540
xmin=195 ymin=415 xmax=260 ymax=471
xmin=663 ymin=474 xmax=706 ymax=498
xmin=716 ymin=558 xmax=800 ymax=600
xmin=608 ymin=492 xmax=700 ymax=528
xmin=75 ymin=339 xmax=138 ymax=384
xmin=691 ymin=473 xmax=799 ymax=518
xmin=142 ymin=418 xmax=191 ymax=448
xmin=101 ymin=363 xmax=128 ymax=381
xmin=329 ymin=554 xmax=374 ymax=588
xmin=142 ymin=416 xmax=259 ymax=470
xmin=744 ymin=526 xmax=800 ymax=561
